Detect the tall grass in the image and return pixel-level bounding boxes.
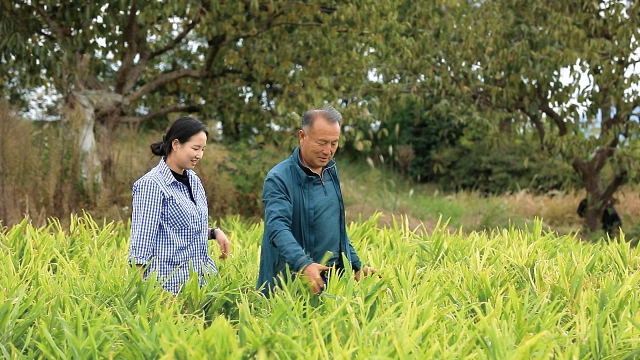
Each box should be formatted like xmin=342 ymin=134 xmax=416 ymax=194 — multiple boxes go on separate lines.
xmin=1 ymin=214 xmax=639 ymax=358
xmin=0 ymin=100 xmax=87 ymax=226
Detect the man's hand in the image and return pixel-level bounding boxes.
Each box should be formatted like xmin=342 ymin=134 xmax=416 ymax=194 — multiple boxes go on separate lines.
xmin=214 ymin=228 xmax=231 ymax=259
xmin=355 ymin=266 xmax=378 ymax=282
xmin=301 ymin=262 xmax=330 ymax=294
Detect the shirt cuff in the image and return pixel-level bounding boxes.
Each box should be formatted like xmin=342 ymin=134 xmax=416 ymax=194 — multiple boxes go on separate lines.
xmin=294 ymin=257 xmax=314 ymax=273
xmin=129 ymin=256 xmax=149 ymax=265
xmin=351 ymin=260 xmax=362 ymax=272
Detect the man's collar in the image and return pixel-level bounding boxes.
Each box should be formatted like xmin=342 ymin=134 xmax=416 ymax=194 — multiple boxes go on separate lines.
xmin=293 ymin=146 xmax=336 ymax=177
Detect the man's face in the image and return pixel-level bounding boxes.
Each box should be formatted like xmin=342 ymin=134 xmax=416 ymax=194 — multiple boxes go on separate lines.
xmin=299 ymin=116 xmax=340 ymax=173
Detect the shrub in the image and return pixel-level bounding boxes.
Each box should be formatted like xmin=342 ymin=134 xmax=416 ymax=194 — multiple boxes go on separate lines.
xmin=431 ymin=138 xmax=581 ymax=194
xmin=0 ymin=100 xmax=92 ymax=226
xmin=208 ymin=143 xmax=284 ymax=219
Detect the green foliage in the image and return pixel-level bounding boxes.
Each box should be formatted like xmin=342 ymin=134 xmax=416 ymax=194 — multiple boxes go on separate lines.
xmin=431 ymin=138 xmax=581 ymax=194
xmin=372 ymin=0 xmax=640 ymax=231
xmin=0 ymin=0 xmax=396 ymax=141
xmin=208 ymin=143 xmax=283 ymax=219
xmin=1 ymin=214 xmax=640 ymax=358
xmin=342 ymin=95 xmax=465 ymax=182
xmin=388 ymin=97 xmax=465 ymax=182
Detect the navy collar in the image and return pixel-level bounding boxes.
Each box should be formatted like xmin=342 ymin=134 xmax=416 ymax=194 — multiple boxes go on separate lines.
xmin=156 ymin=158 xmax=195 ymax=185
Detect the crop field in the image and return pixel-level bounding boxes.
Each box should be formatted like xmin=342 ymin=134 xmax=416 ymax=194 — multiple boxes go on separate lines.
xmin=1 ymin=214 xmax=639 ymax=359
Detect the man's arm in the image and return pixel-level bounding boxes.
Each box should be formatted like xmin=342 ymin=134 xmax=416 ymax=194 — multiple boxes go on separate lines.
xmin=262 ymin=174 xmax=313 ymax=272
xmin=344 ymin=233 xmax=362 ymax=271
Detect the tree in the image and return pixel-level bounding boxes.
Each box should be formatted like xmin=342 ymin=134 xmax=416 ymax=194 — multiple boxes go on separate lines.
xmin=366 ymin=96 xmax=465 ymax=182
xmin=378 ymin=0 xmax=640 ymax=233
xmin=0 ymin=0 xmax=390 ymax=184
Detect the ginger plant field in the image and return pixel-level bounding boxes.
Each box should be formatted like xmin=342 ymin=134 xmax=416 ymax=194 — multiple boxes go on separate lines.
xmin=1 ymin=214 xmax=639 ymax=359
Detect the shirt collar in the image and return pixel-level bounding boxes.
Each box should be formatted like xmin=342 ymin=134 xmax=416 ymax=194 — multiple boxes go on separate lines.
xmin=156 ymin=158 xmax=195 ymax=185
xmin=293 ymin=146 xmax=336 ymax=177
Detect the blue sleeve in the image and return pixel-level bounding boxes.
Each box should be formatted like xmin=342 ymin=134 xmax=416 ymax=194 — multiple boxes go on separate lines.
xmin=345 ymin=235 xmax=362 ymax=271
xmin=129 ymin=178 xmax=162 ymax=265
xmin=262 ymin=173 xmax=313 ymax=272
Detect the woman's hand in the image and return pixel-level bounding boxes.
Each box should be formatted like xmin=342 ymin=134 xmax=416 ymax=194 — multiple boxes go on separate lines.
xmin=213 ymin=228 xmax=230 ymax=259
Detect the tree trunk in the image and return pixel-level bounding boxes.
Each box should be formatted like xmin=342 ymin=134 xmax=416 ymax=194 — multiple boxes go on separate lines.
xmin=572 ymin=156 xmax=625 ymax=234
xmin=67 ymin=91 xmax=103 ymax=185
xmin=95 ymin=112 xmax=120 ymax=179
xmin=582 ymin=164 xmax=605 ymax=232
xmin=64 ymin=90 xmax=127 ymax=189
xmin=582 ymin=196 xmax=604 ymax=233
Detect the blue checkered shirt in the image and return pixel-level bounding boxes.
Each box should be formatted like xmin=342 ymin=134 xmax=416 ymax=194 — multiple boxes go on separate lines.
xmin=129 ymin=159 xmax=217 ymax=294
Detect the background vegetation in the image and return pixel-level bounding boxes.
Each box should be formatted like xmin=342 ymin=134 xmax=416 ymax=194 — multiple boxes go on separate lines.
xmin=1 ymin=99 xmax=639 ymax=243
xmin=2 ymin=0 xmax=640 ymax=234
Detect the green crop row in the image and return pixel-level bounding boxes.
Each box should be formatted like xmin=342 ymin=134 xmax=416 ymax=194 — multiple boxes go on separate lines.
xmin=1 ymin=214 xmax=639 ymax=359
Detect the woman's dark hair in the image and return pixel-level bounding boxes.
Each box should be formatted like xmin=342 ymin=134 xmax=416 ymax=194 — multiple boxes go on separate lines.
xmin=150 ymin=116 xmax=209 ymax=157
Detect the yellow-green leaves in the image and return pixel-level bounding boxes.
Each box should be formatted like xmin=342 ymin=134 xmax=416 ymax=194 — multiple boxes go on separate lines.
xmin=1 ymin=214 xmax=639 ymax=357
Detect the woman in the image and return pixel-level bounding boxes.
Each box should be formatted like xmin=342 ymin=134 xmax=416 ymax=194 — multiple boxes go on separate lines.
xmin=129 ymin=116 xmax=230 ymax=294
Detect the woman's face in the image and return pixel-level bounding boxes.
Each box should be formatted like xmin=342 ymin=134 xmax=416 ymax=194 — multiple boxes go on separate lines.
xmin=165 ymin=131 xmax=208 ymax=173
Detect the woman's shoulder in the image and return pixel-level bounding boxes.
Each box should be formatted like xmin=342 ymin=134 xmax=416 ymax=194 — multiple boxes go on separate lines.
xmin=133 ymin=169 xmax=165 ymax=191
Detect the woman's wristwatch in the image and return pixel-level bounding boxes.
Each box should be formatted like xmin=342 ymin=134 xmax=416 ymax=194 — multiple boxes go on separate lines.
xmin=210 ymin=227 xmax=219 ymax=240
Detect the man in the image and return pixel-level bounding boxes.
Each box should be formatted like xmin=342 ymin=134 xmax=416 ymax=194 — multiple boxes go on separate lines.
xmin=257 ymin=105 xmax=377 ymax=296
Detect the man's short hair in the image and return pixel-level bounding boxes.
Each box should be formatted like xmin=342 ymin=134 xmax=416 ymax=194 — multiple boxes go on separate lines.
xmin=301 ymin=105 xmax=342 ymax=129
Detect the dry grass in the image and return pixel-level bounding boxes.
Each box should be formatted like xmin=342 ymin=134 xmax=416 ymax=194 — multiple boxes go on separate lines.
xmin=338 ymin=158 xmax=639 ymax=240
xmin=616 ymin=185 xmax=640 ymax=224
xmin=0 ymin=100 xmax=67 ymax=226
xmin=498 ymin=188 xmax=640 ymax=237
xmin=499 ymin=190 xmax=585 ymax=231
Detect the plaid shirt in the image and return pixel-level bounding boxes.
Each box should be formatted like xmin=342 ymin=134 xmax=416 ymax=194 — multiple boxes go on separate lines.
xmin=129 ymin=159 xmax=217 ymax=294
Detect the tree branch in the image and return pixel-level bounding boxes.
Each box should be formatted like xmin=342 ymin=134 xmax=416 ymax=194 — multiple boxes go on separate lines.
xmin=219 ymin=9 xmax=286 ymax=48
xmin=126 ymin=69 xmax=211 ymax=103
xmin=594 ymin=146 xmax=615 ymax=173
xmin=150 ymin=16 xmax=201 ymax=58
xmin=571 ymin=157 xmax=587 ymax=178
xmin=114 ymin=0 xmax=140 ymax=94
xmin=527 ymin=112 xmax=546 ymax=147
xmin=601 ymin=169 xmax=627 ymax=202
xmin=119 ymin=105 xmax=202 ymax=124
xmin=205 ymin=34 xmax=227 ymax=71
xmin=122 ymin=49 xmax=151 ymax=94
xmin=34 ymin=5 xmax=67 ymax=41
xmin=539 ymin=102 xmax=567 ymax=136
xmin=120 ymin=8 xmax=203 ymax=94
